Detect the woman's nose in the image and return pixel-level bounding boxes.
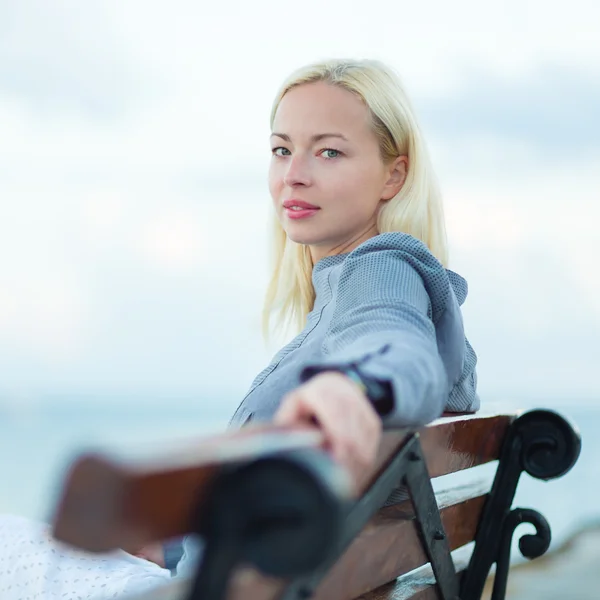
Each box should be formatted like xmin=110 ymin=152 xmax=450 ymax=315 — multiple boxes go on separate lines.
xmin=283 ymin=156 xmax=312 ymax=187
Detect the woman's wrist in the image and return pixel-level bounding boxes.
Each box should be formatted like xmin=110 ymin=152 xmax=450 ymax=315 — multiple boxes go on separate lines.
xmin=300 ymin=364 xmax=395 ymax=417
xmin=339 ymin=367 xmax=369 ymax=395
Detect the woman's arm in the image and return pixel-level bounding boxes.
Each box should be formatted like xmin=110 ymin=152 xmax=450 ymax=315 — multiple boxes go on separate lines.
xmin=298 ymin=233 xmax=474 ymax=427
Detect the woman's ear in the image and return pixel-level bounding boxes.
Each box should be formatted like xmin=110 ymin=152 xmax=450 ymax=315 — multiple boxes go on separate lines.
xmin=381 ymin=156 xmax=408 ymax=201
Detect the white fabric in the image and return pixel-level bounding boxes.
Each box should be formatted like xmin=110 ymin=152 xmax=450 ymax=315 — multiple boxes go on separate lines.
xmin=0 ymin=515 xmax=171 ymax=599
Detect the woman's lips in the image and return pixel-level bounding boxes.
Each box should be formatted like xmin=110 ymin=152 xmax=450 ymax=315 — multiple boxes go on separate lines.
xmin=284 ymin=207 xmax=320 ymax=220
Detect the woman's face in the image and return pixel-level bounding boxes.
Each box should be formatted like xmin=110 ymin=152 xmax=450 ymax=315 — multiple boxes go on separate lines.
xmin=269 ymin=81 xmax=406 ymax=263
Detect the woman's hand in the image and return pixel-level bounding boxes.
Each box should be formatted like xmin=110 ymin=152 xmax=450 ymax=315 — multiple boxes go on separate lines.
xmin=273 ymin=371 xmax=382 ymax=489
xmin=131 ymin=543 xmax=165 ymax=568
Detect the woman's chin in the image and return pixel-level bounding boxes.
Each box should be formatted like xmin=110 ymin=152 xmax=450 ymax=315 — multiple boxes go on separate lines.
xmin=282 ymin=227 xmax=319 ymax=246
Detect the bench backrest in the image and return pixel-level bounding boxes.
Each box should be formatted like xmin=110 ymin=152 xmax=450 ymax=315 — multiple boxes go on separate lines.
xmin=52 ymin=408 xmax=580 ymax=600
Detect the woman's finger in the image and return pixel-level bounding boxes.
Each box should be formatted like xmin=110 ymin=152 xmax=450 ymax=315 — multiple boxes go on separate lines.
xmin=307 ymin=388 xmax=380 ymax=476
xmin=272 ymin=391 xmax=313 ymax=425
xmin=273 ymin=373 xmax=383 ymax=483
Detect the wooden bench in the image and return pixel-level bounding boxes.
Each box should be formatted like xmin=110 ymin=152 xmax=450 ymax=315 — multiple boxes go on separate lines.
xmin=51 ymin=408 xmax=581 ymax=600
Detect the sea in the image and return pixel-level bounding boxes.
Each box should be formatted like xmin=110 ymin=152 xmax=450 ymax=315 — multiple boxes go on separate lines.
xmin=0 ymin=398 xmax=598 ymax=598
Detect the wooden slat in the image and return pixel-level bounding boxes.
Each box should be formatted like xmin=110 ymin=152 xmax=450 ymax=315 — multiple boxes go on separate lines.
xmin=358 ymin=543 xmax=474 ymax=600
xmin=353 ymin=411 xmax=513 ymax=495
xmin=420 ymin=411 xmax=512 ymax=478
xmin=53 ymin=427 xmax=329 ymax=553
xmin=360 ymin=579 xmax=443 ymax=600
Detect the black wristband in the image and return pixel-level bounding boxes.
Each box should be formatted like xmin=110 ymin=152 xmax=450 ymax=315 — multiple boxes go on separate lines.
xmin=299 ymin=363 xmax=395 ymax=417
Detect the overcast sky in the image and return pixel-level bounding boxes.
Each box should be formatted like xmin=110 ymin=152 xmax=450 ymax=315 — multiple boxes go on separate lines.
xmin=0 ymin=0 xmax=599 ymax=414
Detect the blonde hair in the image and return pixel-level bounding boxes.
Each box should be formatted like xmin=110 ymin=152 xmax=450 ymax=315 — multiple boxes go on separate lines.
xmin=262 ymin=58 xmax=448 ymax=344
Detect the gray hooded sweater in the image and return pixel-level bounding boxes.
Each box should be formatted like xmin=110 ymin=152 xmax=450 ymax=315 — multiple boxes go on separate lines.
xmin=228 ymin=231 xmax=479 ymax=429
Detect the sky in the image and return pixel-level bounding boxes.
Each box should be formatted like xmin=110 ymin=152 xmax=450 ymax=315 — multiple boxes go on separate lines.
xmin=0 ymin=0 xmax=599 ymax=413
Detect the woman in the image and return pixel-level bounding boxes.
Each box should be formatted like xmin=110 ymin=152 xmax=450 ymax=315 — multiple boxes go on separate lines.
xmin=0 ymin=58 xmax=478 ymax=598
xmin=175 ymin=56 xmax=479 ymax=579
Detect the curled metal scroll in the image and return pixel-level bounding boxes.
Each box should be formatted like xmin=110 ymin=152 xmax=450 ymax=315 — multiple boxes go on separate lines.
xmin=490 ymin=508 xmax=551 ymax=600
xmin=515 ymin=409 xmax=581 ymax=481
xmin=460 ymin=409 xmax=581 ymax=600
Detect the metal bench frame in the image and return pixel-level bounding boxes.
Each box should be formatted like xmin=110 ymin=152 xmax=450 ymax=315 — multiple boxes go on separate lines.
xmin=184 ymin=409 xmax=581 ymax=600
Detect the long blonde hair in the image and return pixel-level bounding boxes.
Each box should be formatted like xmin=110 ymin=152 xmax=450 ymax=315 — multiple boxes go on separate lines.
xmin=262 ymin=58 xmax=448 ymax=344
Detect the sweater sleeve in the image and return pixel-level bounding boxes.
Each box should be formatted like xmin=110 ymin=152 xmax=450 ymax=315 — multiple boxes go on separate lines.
xmin=298 ymin=232 xmax=471 ymax=427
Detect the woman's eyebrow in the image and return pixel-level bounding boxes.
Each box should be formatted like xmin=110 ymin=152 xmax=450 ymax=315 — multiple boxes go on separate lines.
xmin=270 ymin=132 xmax=349 ymax=143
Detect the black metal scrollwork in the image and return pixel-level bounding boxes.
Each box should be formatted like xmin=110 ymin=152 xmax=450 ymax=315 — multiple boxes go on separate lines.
xmin=517 ymin=410 xmax=582 ymax=480
xmin=490 ymin=508 xmax=551 ymax=600
xmin=460 ymin=409 xmax=581 ymax=600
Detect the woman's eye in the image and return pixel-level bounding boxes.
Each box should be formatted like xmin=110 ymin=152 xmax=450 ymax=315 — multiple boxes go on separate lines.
xmin=272 ymin=147 xmax=290 ymax=157
xmin=321 ymin=148 xmax=341 ymax=159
